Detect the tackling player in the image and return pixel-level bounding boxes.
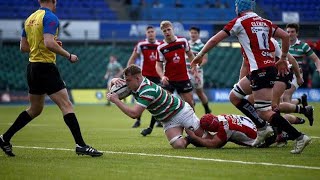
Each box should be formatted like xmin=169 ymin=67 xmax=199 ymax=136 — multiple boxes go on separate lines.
xmin=186 ymin=113 xmax=286 ymax=149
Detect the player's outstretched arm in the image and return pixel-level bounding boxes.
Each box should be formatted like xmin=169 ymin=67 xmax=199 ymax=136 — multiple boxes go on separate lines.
xmin=185 ymin=129 xmax=225 ymax=148
xmin=309 ymin=53 xmax=320 ymax=74
xmin=107 ymin=93 xmax=145 ymax=119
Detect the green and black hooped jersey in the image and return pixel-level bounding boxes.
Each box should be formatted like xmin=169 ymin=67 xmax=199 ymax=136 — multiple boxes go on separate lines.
xmin=288 ymin=39 xmax=314 ymax=66
xmin=132 ymin=77 xmax=185 ymax=121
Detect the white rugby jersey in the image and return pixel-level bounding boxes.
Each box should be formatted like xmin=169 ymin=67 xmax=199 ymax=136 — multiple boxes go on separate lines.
xmin=223 ymin=12 xmax=278 ymax=71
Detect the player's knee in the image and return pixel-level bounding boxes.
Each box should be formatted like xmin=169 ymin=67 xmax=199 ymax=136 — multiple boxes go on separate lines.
xmin=170 ymin=135 xmax=186 ymax=149
xmin=58 ymin=99 xmax=74 ymax=113
xmin=27 ymin=106 xmax=43 ymax=118
xmin=230 ymin=83 xmax=247 ymax=102
xmin=254 ymin=100 xmax=273 ymax=121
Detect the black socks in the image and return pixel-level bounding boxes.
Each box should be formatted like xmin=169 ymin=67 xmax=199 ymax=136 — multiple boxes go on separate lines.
xmin=3 ymin=111 xmax=33 ymax=142
xmin=149 ymin=116 xmax=156 ymax=129
xmin=235 ymin=99 xmax=266 ymax=128
xmin=63 ymin=113 xmax=86 ymax=147
xmin=270 ymin=113 xmax=301 ymax=140
xmin=203 ymin=102 xmax=212 ymax=114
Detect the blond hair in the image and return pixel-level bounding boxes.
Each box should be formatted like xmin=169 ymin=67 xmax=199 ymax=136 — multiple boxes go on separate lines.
xmin=160 ymin=20 xmax=173 ymax=30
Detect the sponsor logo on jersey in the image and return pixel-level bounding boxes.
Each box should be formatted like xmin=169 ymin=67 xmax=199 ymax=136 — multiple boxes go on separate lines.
xmin=173 ymin=53 xmax=180 ymax=63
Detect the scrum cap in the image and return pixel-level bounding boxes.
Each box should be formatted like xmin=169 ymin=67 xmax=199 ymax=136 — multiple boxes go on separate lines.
xmin=235 ymin=0 xmax=255 ymax=14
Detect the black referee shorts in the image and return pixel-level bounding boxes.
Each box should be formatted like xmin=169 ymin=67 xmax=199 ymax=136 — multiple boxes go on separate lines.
xmin=27 ymin=62 xmax=66 ymax=95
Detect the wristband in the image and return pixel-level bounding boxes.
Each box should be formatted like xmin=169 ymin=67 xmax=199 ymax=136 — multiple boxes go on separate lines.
xmin=68 ymin=53 xmax=72 ymax=60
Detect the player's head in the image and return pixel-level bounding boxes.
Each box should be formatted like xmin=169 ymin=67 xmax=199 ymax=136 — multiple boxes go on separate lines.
xmin=38 ymin=0 xmax=57 ymax=12
xmin=189 ymin=27 xmax=200 ymax=42
xmin=286 ymin=23 xmax=299 ymax=41
xmin=109 ymin=55 xmax=117 ymax=63
xmin=235 ymin=0 xmax=255 ymax=16
xmin=123 ymin=64 xmax=143 ymax=91
xmin=160 ymin=20 xmax=174 ymax=39
xmin=200 ymin=114 xmax=220 ymax=132
xmin=146 ymin=25 xmax=156 ymax=42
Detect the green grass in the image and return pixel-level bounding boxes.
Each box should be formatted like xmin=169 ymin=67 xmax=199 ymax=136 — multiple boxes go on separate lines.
xmin=1 ymin=103 xmax=320 ymax=180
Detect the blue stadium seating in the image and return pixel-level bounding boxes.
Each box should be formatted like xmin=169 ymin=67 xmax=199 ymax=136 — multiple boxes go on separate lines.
xmin=0 ymin=0 xmax=117 ymax=20
xmin=131 ymin=0 xmax=320 ymax=22
xmin=259 ymin=0 xmax=320 ymax=22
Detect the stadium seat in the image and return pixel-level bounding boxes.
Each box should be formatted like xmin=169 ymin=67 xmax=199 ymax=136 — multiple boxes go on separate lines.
xmin=0 ymin=0 xmax=117 ymax=20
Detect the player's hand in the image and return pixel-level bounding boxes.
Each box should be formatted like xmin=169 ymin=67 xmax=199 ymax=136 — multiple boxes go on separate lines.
xmin=192 ymin=67 xmax=200 ymax=83
xmin=190 ymin=55 xmax=203 ymax=68
xmin=161 ymin=76 xmax=169 ymax=86
xmin=56 ymin=40 xmax=62 ymax=47
xmin=185 ymin=129 xmax=197 ymax=138
xmin=110 ymin=78 xmax=126 ymax=89
xmin=275 ymin=58 xmax=289 ymax=77
xmin=296 ymin=76 xmax=304 ymax=86
xmin=106 ymin=92 xmax=119 ymax=103
xmin=69 ymin=54 xmax=79 ymax=63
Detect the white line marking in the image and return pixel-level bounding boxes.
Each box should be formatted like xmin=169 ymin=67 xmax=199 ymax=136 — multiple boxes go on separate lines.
xmin=14 ymin=145 xmax=320 ymax=170
xmin=310 ymin=136 xmax=320 ymax=139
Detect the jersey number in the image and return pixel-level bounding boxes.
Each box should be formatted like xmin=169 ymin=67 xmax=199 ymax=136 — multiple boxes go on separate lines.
xmin=251 ymin=27 xmax=270 ymax=50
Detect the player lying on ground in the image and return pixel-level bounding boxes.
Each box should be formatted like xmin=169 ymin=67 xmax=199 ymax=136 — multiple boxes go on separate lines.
xmin=186 ymin=114 xmax=279 ymax=148
xmin=107 ymin=64 xmax=210 ymax=149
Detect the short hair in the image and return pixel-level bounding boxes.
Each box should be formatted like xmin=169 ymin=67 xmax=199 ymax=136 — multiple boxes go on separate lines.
xmin=189 ymin=26 xmax=200 ymax=33
xmin=160 ymin=21 xmax=173 ymax=30
xmin=124 ymin=64 xmax=142 ymax=76
xmin=146 ymin=25 xmax=154 ymax=30
xmin=286 ymin=23 xmax=300 ymax=33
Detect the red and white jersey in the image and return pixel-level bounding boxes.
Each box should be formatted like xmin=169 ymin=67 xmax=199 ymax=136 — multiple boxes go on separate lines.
xmin=157 ymin=36 xmax=190 ymax=81
xmin=215 ymin=114 xmax=257 ymax=146
xmin=134 ymin=39 xmax=161 ymax=77
xmin=224 ymin=12 xmax=277 ymax=72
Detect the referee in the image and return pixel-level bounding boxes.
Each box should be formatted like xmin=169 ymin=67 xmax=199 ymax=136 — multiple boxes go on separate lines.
xmin=0 ymin=0 xmax=102 ymax=157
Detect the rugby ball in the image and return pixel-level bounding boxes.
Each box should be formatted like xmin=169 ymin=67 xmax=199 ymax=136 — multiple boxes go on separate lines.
xmin=110 ymin=83 xmax=132 ymax=100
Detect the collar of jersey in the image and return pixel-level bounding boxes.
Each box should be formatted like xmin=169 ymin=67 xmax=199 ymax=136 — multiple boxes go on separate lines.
xmin=145 ymin=38 xmax=158 ymax=44
xmin=133 ymin=77 xmax=147 ymax=94
xmin=164 ymin=36 xmax=177 ymax=44
xmin=39 ymin=7 xmax=52 ymax=12
xmin=189 ymin=39 xmax=201 ymax=45
xmin=292 ymin=38 xmax=301 ymax=46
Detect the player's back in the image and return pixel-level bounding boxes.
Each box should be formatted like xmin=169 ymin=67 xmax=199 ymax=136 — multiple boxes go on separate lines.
xmin=225 ymin=12 xmax=276 ymax=71
xmin=217 ymin=115 xmax=257 ymax=146
xmin=133 ymin=78 xmax=184 ymax=121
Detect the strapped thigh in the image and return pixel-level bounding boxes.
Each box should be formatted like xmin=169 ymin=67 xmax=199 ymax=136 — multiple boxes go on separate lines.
xmin=254 ymin=100 xmax=272 ymax=111
xmin=232 ymin=82 xmax=248 ymax=99
xmin=169 ymin=135 xmax=183 ymax=145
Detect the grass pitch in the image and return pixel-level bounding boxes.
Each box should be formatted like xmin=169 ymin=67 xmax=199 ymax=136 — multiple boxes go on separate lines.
xmin=1 ymin=103 xmax=320 ymax=179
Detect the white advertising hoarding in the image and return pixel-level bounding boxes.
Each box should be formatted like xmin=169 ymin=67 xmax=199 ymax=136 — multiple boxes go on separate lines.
xmin=0 ymin=20 xmax=99 ymax=40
